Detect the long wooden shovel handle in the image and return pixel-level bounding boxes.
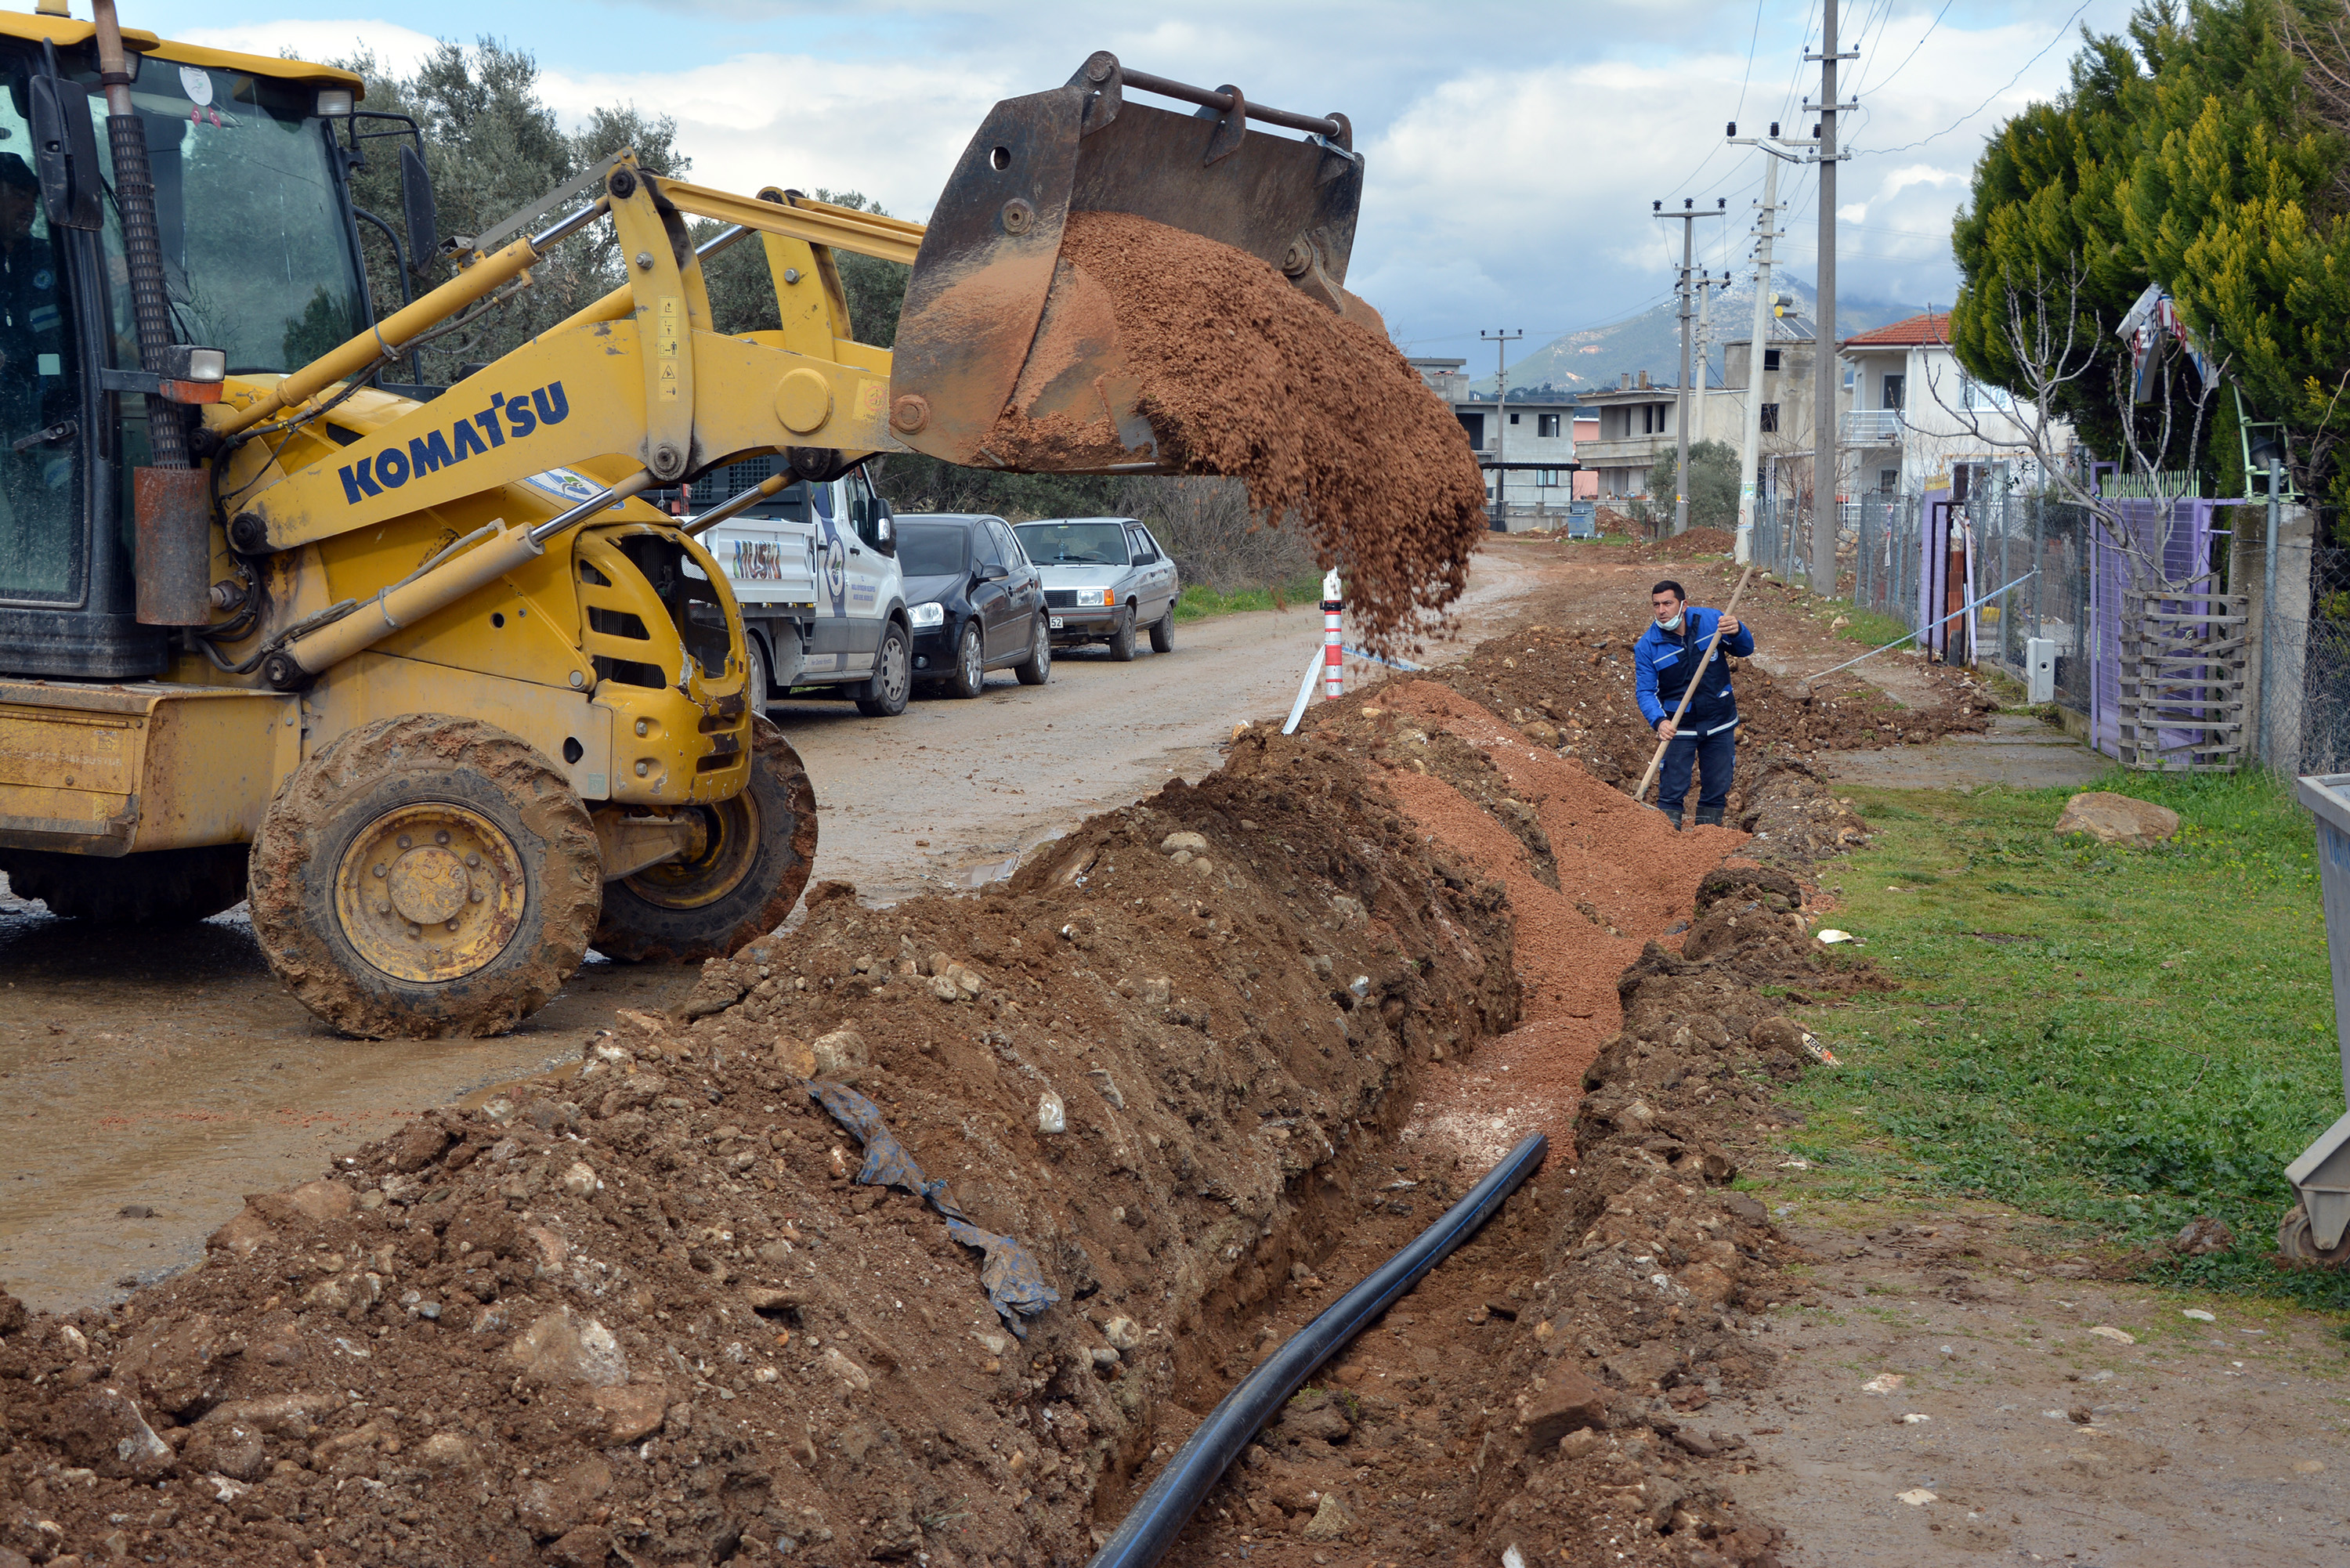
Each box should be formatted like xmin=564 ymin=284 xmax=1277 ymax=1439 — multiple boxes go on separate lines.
xmin=1632 ymin=562 xmax=1758 ymax=804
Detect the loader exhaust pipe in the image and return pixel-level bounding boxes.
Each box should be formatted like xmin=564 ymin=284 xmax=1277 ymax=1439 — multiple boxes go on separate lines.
xmin=93 ymin=0 xmax=212 ymax=626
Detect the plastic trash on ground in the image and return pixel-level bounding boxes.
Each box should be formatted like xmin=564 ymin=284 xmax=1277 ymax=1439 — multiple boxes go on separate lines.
xmin=809 ymin=1080 xmax=1063 ymax=1335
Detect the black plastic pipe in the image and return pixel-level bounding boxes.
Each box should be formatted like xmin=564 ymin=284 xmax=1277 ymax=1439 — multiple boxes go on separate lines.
xmin=1086 ymin=1132 xmax=1549 ymax=1568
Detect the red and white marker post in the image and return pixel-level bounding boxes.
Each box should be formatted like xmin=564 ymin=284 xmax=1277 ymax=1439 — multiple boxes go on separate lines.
xmin=1321 ymin=568 xmax=1343 ymax=701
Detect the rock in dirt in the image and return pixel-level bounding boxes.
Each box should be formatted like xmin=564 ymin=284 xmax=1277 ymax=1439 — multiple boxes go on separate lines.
xmin=416 ymin=1431 xmax=478 ymax=1472
xmin=1520 ymin=1370 xmax=1611 ymax=1449
xmin=809 ymin=1028 xmax=870 ymax=1082
xmin=43 ymin=1387 xmax=171 ymax=1476
xmin=2055 ymin=791 xmax=2179 ymax=845
xmin=385 ymin=1119 xmax=452 ymax=1172
xmin=588 ymin=1386 xmax=668 ymax=1444
xmin=197 ymin=1391 xmax=340 ymax=1440
xmin=507 ymin=1307 xmax=627 ymax=1389
xmin=0 ymin=1287 xmax=25 ymax=1336
xmin=822 ymin=1346 xmax=872 ymax=1393
xmin=2171 ymin=1215 xmax=2235 ymax=1255
xmin=1300 ymin=1490 xmax=1355 ymax=1541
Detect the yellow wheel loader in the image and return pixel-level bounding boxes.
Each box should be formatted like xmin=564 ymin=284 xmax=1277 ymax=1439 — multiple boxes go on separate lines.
xmin=0 ymin=2 xmax=1368 ymax=1038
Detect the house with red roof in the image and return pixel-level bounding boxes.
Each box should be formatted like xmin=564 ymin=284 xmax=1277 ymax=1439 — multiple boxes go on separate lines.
xmin=1838 ymin=312 xmax=2071 ymax=500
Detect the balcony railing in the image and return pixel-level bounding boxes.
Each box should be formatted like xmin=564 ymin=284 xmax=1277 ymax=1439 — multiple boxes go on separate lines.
xmin=1839 ymin=410 xmax=1905 ymax=445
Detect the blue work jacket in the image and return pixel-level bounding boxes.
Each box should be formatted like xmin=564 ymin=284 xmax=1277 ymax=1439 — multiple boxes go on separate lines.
xmin=1634 ymin=607 xmax=1755 ymax=732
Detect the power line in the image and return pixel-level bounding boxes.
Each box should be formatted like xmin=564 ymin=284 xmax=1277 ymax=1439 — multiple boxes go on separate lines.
xmin=1854 ymin=0 xmax=1956 ymax=96
xmin=1730 ymin=0 xmax=1770 ymax=123
xmin=1856 ymin=0 xmax=2091 ymax=156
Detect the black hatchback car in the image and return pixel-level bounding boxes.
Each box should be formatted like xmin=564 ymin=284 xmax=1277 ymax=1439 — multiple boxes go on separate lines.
xmin=897 ymin=514 xmax=1051 ymax=697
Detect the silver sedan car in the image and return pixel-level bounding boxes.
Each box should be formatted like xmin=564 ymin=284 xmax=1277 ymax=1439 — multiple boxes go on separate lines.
xmin=1010 ymin=517 xmax=1180 ymax=660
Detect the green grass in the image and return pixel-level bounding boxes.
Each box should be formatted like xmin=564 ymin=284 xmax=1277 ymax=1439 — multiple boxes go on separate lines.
xmin=1773 ymin=769 xmax=2350 ymax=1310
xmin=1832 ymin=603 xmax=1914 ymax=650
xmin=1170 ymin=574 xmax=1329 ymax=623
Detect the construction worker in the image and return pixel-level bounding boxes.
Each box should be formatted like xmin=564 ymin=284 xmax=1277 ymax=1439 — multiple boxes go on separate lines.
xmin=1634 ymin=579 xmax=1752 ymax=829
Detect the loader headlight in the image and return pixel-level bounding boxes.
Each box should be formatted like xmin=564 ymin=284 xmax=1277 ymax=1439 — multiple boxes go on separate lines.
xmin=909 ymin=602 xmax=945 ymax=628
xmin=1075 ymin=587 xmax=1108 ymax=607
xmin=164 ymin=345 xmax=226 ymax=383
xmin=316 ymin=89 xmax=356 ymax=117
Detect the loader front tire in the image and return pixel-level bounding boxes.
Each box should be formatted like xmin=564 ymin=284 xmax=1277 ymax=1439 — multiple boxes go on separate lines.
xmin=0 ymin=844 xmax=250 ymax=924
xmin=591 ymin=716 xmax=817 ymax=964
xmin=249 ymin=715 xmax=601 ymax=1040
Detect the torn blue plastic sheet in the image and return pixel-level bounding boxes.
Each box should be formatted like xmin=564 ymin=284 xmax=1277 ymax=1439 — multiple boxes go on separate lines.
xmin=808 ymin=1080 xmax=1061 ymax=1337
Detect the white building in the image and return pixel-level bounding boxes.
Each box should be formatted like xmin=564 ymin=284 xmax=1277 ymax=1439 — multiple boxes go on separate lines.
xmin=1837 ymin=313 xmax=2068 ymax=499
xmin=1407 ymin=357 xmax=1595 ymax=529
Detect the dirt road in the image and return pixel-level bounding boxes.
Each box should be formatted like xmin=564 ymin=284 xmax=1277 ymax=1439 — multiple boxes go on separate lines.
xmin=0 ymin=548 xmax=1542 ymax=1313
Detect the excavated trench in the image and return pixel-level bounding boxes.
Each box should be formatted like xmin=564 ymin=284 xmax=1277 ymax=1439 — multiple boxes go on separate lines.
xmin=0 ymin=636 xmax=1886 ymax=1568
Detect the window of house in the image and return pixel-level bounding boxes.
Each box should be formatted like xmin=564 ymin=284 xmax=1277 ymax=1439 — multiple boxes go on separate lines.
xmin=1759 ymin=403 xmax=1780 ymax=432
xmin=1536 ymin=469 xmax=1560 ymax=488
xmin=1763 ymin=348 xmax=1782 ymax=372
xmin=1882 ymin=374 xmax=1904 ymax=410
xmin=1538 ymin=413 xmax=1561 ymax=437
xmin=1842 ymin=363 xmax=1855 ymax=389
xmin=1878 ymin=468 xmax=1899 ymax=494
xmin=1509 ymin=411 xmax=1521 ymax=425
xmin=1457 ymin=411 xmax=1485 ymax=449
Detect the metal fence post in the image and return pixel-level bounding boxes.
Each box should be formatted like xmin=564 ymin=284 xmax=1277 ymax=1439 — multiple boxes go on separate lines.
xmin=2030 ymin=495 xmax=2045 ymax=647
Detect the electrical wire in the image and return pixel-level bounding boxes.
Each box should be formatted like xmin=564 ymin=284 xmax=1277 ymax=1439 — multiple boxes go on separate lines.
xmin=1730 ymin=0 xmax=1770 ymax=125
xmin=1854 ymin=0 xmax=1956 ymax=96
xmin=1856 ymin=0 xmax=2091 ymax=155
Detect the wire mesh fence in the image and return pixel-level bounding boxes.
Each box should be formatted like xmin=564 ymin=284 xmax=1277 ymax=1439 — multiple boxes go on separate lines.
xmin=1741 ymin=482 xmax=2350 ymax=775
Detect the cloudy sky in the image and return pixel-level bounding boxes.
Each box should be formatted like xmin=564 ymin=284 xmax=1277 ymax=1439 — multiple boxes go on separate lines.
xmin=143 ymin=0 xmax=2136 ymax=369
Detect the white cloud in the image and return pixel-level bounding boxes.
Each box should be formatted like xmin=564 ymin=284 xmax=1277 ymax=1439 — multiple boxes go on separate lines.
xmin=533 ymin=57 xmax=994 ymax=219
xmin=175 ymin=19 xmax=440 ymax=77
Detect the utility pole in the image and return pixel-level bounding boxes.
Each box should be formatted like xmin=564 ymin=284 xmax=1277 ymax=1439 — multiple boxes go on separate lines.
xmin=1726 ymin=120 xmax=1806 ymax=565
xmin=1809 ymin=3 xmax=1856 ymax=588
xmin=1480 ymin=328 xmax=1523 ymax=530
xmin=1653 ymin=198 xmax=1723 ymax=535
xmin=1691 ymin=272 xmax=1719 ymax=444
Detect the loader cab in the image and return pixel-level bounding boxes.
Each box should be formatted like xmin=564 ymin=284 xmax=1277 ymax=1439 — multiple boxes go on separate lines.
xmin=0 ymin=22 xmax=367 ymax=681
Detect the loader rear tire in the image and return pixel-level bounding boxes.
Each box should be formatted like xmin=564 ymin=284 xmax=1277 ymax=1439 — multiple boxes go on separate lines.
xmin=592 ymin=716 xmax=817 ymax=963
xmin=249 ymin=715 xmax=601 ymax=1040
xmin=0 ymin=844 xmax=249 ymax=924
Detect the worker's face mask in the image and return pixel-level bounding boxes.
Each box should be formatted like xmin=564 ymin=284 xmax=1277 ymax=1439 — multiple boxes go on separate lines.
xmin=1654 ymin=604 xmax=1683 ymax=631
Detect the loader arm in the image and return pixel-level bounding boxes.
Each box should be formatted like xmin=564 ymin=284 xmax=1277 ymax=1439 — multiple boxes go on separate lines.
xmin=214 ymin=165 xmax=919 ymax=555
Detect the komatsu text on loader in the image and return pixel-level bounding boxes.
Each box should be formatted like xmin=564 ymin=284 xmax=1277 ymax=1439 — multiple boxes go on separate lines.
xmin=0 ymin=2 xmax=1369 ymax=1037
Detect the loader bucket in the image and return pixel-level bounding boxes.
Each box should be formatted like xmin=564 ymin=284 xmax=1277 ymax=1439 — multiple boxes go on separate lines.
xmin=887 ymin=53 xmax=1368 ymax=473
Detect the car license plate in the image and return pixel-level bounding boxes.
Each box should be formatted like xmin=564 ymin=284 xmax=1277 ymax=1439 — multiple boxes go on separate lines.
xmin=1049 ymin=616 xmax=1064 ymax=629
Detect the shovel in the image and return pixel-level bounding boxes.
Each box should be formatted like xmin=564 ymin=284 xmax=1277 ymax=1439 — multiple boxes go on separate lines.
xmin=887 ymin=52 xmax=1372 ymax=473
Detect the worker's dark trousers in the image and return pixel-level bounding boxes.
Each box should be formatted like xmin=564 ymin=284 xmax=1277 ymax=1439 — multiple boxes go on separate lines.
xmin=1656 ymin=723 xmax=1736 ymax=829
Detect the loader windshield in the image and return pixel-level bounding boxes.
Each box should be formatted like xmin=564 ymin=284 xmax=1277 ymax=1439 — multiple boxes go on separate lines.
xmin=74 ymin=58 xmax=363 ymax=375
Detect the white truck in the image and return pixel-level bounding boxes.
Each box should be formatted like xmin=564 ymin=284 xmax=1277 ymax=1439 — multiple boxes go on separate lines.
xmin=686 ymin=461 xmax=913 ymax=717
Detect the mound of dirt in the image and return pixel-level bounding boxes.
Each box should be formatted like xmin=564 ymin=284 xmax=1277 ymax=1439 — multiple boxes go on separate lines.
xmin=989 ymin=212 xmax=1487 ymax=652
xmin=0 ymin=730 xmax=1520 ymax=1568
xmin=1629 ymin=527 xmax=1737 ymax=560
xmin=0 ymin=602 xmax=1894 ymax=1568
